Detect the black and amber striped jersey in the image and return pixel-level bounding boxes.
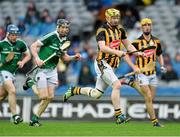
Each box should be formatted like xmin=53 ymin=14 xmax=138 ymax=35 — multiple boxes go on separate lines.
xmin=96 ymin=22 xmax=127 ymax=68
xmin=132 ymin=35 xmax=163 ymax=75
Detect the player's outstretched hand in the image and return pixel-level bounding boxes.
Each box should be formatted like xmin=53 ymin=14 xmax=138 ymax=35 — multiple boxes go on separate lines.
xmin=74 ymin=53 xmax=82 ymax=60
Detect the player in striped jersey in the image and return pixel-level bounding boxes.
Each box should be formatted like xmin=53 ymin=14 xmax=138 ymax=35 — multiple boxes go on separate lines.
xmin=63 ymin=8 xmax=145 ymax=124
xmin=123 ymin=18 xmax=166 ymax=127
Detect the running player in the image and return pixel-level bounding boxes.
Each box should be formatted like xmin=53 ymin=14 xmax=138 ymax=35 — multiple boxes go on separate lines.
xmin=0 ymin=24 xmax=31 ymax=124
xmin=23 ymin=19 xmax=81 ymax=126
xmin=63 ymin=8 xmax=144 ymax=124
xmin=122 ymin=18 xmax=166 ymax=127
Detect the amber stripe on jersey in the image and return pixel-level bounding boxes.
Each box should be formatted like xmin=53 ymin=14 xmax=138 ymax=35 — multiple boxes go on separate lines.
xmin=96 ymin=27 xmax=122 ymax=68
xmin=134 ymin=39 xmax=159 ymax=75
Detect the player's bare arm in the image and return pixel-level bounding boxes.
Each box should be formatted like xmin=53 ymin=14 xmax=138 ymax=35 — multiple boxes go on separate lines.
xmin=123 ymin=55 xmax=140 ymax=73
xmin=17 ymin=51 xmax=31 ymax=68
xmin=98 ymin=41 xmax=126 ymax=57
xmin=122 ymin=39 xmax=145 ymax=56
xmin=30 ymin=41 xmax=44 ymax=67
xmin=122 ymin=39 xmax=140 ymax=73
xmin=62 ymin=53 xmax=81 ymax=62
xmin=158 ymin=54 xmax=165 ymax=67
xmin=158 ymin=54 xmax=167 ymax=73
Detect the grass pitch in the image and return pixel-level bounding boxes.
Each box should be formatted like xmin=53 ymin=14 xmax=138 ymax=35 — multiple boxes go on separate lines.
xmin=0 ymin=120 xmax=180 ymax=136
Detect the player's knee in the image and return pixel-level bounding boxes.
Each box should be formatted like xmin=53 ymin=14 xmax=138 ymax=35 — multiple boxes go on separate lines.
xmin=90 ymin=89 xmax=103 ymax=99
xmin=112 ymin=80 xmax=121 ymax=90
xmin=8 ymin=90 xmax=16 ymax=95
xmin=145 ymin=93 xmax=153 ymax=102
xmin=147 ymin=95 xmax=153 ymax=102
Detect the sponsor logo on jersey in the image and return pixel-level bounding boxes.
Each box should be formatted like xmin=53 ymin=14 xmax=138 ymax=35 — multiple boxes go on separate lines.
xmin=109 ymin=40 xmax=120 ymax=48
xmin=144 ymin=49 xmax=155 ymax=57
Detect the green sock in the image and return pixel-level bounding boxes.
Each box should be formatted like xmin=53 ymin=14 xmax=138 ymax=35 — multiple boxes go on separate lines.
xmin=32 ymin=115 xmax=39 ymax=121
xmin=27 ymin=79 xmax=35 ymax=88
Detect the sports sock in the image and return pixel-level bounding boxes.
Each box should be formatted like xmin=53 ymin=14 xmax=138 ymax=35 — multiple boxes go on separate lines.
xmin=115 ymin=108 xmax=122 ymax=117
xmin=151 ymin=118 xmax=159 ymax=124
xmin=72 ymin=87 xmax=81 ymax=95
xmin=27 ymin=79 xmax=35 ymax=88
xmin=32 ymin=114 xmax=39 ymax=121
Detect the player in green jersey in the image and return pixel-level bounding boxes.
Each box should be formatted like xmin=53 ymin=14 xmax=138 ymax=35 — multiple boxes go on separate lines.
xmin=0 ymin=24 xmax=31 ymax=124
xmin=23 ymin=19 xmax=81 ymax=126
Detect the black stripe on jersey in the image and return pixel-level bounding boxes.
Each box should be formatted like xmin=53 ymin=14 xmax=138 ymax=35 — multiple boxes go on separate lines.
xmin=141 ymin=40 xmax=145 ymax=68
xmin=106 ymin=28 xmax=113 ymax=65
xmin=133 ymin=35 xmax=160 ymax=76
xmin=96 ymin=23 xmax=126 ymax=68
xmin=106 ymin=28 xmax=119 ymax=68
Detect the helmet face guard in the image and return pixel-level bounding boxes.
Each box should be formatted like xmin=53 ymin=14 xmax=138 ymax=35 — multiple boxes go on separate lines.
xmin=105 ymin=8 xmax=120 ymax=26
xmin=56 ymin=19 xmax=70 ymax=37
xmin=57 ymin=19 xmax=70 ymax=28
xmin=6 ymin=24 xmax=19 ymax=43
xmin=7 ymin=24 xmax=20 ymax=35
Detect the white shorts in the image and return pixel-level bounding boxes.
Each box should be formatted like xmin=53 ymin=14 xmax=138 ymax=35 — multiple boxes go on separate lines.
xmin=94 ymin=60 xmax=118 ymax=91
xmin=35 ymin=68 xmax=58 ymax=89
xmin=0 ymin=70 xmax=15 ymax=86
xmin=136 ymin=73 xmax=157 ymax=87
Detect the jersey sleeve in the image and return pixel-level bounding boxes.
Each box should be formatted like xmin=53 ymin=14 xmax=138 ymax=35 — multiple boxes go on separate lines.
xmin=21 ymin=41 xmax=29 ymax=53
xmin=132 ymin=40 xmax=139 ymax=50
xmin=39 ymin=34 xmax=52 ymax=46
xmin=119 ymin=28 xmax=127 ymax=40
xmin=96 ymin=28 xmax=106 ymax=41
xmin=156 ymin=40 xmax=162 ymax=56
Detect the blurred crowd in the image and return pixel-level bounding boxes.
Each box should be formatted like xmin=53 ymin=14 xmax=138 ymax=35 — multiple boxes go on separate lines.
xmin=0 ymin=0 xmax=180 ymax=87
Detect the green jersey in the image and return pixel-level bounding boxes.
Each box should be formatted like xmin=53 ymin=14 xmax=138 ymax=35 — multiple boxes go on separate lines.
xmin=38 ymin=31 xmax=68 ymax=69
xmin=0 ymin=38 xmax=28 ymax=74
